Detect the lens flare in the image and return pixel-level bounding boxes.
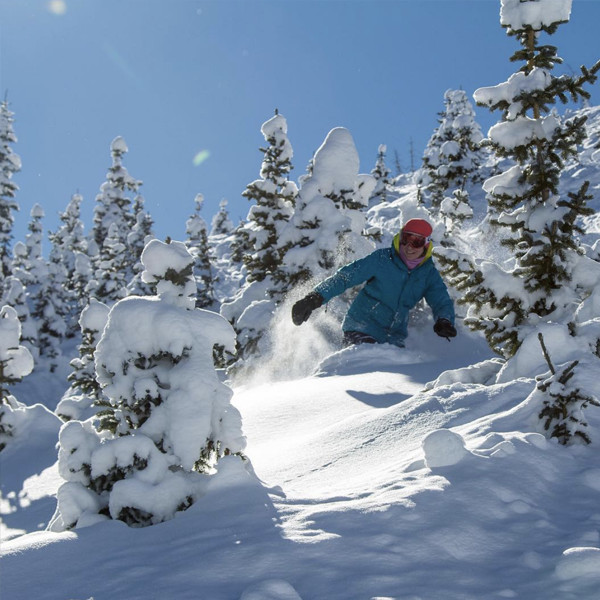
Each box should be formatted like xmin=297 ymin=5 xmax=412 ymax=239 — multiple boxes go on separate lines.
xmin=48 ymin=0 xmax=67 ymax=15
xmin=193 ymin=150 xmax=211 ymax=167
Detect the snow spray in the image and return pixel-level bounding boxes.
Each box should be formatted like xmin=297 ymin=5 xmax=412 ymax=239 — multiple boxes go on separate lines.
xmin=231 ymin=286 xmax=342 ymax=387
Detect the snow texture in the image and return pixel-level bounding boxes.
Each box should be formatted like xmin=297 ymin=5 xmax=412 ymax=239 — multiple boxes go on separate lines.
xmin=500 ymin=0 xmax=572 ymax=32
xmin=4 ymin=321 xmax=600 ymax=599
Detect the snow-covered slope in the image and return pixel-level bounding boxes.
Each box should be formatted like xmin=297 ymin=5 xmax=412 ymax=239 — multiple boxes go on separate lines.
xmin=2 ymin=325 xmax=600 ymax=600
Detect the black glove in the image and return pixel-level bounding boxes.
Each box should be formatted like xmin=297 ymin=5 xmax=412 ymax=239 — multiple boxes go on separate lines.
xmin=434 ymin=318 xmax=457 ymax=341
xmin=292 ymin=292 xmax=324 ymax=326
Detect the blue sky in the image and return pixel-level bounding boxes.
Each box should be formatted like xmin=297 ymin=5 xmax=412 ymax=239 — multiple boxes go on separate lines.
xmin=1 ymin=0 xmax=599 ymax=247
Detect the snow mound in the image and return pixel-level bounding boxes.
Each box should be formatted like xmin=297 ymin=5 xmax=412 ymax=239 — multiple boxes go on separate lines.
xmin=422 ymin=428 xmax=469 ymax=468
xmin=315 ymin=343 xmax=418 ymax=377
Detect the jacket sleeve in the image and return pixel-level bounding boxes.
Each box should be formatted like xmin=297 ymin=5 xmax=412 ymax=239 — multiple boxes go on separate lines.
xmin=424 ymin=267 xmax=455 ymax=324
xmin=314 ymin=251 xmax=381 ymax=303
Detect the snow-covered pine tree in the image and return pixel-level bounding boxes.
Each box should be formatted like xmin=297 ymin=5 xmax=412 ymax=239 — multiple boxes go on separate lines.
xmin=128 ymin=195 xmax=154 ymax=263
xmin=439 ymin=188 xmax=474 ymax=243
xmin=443 ymin=0 xmax=600 ymax=358
xmin=126 ymin=194 xmax=155 ymax=297
xmin=91 ymin=222 xmax=130 ymax=304
xmin=48 ymin=194 xmax=88 ymax=337
xmin=208 ymin=198 xmax=246 ymax=303
xmin=0 ymin=305 xmax=34 ymax=451
xmin=90 ymin=136 xmax=140 ymax=295
xmin=229 ymin=220 xmax=252 ymax=268
xmin=14 ymin=204 xmax=64 ymax=370
xmin=56 ymin=299 xmax=109 ymax=422
xmin=368 ymin=144 xmax=392 ymax=207
xmin=416 ymin=89 xmax=485 ymax=215
xmin=210 ymin=198 xmax=234 ymax=237
xmin=71 ymin=250 xmax=94 ymax=311
xmin=185 ymin=194 xmax=216 ymax=308
xmin=0 ymin=99 xmax=21 ymax=289
xmin=536 ymin=333 xmax=600 ymax=445
xmin=12 ymin=203 xmax=45 ymax=289
xmin=240 ymin=112 xmax=297 ymax=290
xmin=50 ymin=239 xmax=245 ymax=529
xmin=217 ymin=114 xmax=299 ymax=362
xmin=31 ymin=273 xmax=66 ymax=373
xmin=280 ymin=127 xmax=376 ymax=289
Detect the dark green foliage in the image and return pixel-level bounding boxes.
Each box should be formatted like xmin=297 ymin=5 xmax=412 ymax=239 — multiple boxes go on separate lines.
xmin=0 ymin=100 xmax=20 ymax=284
xmin=538 ymin=359 xmax=600 ymax=445
xmin=90 ymin=453 xmax=149 ymax=495
xmin=95 ymin=350 xmax=187 ymax=435
xmin=537 ymin=333 xmax=600 ymax=445
xmin=117 ymin=506 xmax=155 ymax=528
xmin=230 ymin=223 xmax=252 ymax=266
xmin=186 ymin=195 xmax=216 ymax=308
xmin=193 ymin=439 xmax=244 ymax=474
xmin=0 ymin=409 xmax=13 ymax=452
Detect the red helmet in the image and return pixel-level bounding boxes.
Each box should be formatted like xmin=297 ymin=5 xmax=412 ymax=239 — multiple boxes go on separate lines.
xmin=402 ymin=218 xmax=432 ymax=238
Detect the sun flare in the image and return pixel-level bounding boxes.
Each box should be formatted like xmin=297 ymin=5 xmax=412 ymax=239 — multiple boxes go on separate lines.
xmin=47 ymin=0 xmax=67 ymax=16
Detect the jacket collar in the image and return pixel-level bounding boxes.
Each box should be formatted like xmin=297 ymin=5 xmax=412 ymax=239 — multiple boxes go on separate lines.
xmin=392 ymin=234 xmax=432 ymax=268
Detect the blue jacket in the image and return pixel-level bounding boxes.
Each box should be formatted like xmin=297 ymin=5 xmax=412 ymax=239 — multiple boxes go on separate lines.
xmin=314 ymin=240 xmax=455 ymax=347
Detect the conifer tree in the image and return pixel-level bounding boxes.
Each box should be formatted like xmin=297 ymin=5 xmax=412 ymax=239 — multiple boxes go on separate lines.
xmin=369 ymin=144 xmax=391 ymax=207
xmin=185 ymin=194 xmax=215 ymax=308
xmin=12 ymin=204 xmax=49 ymax=363
xmin=92 ymin=222 xmax=130 ymax=304
xmin=50 ymin=240 xmax=245 ymax=529
xmin=91 ymin=136 xmax=140 ymax=288
xmin=126 ymin=195 xmax=155 ymax=297
xmin=536 ymin=333 xmax=600 ymax=445
xmin=71 ymin=251 xmax=94 ymax=310
xmin=0 ymin=100 xmax=21 ymax=288
xmin=240 ymin=112 xmax=297 ymax=290
xmin=441 ymin=0 xmax=600 ymax=358
xmin=31 ymin=270 xmax=66 ymax=373
xmin=94 ymin=240 xmax=203 ymax=437
xmin=16 ymin=203 xmax=46 ymax=285
xmin=128 ymin=195 xmax=154 ymax=263
xmin=48 ymin=194 xmax=88 ymax=336
xmin=416 ymin=89 xmax=485 ymax=214
xmin=229 ymin=220 xmax=251 ymax=267
xmin=439 ymin=188 xmax=474 ymax=244
xmin=210 ymin=198 xmax=234 ymax=237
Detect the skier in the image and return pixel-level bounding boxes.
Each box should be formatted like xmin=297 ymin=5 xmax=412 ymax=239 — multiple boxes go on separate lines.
xmin=291 ymin=218 xmax=456 ymax=347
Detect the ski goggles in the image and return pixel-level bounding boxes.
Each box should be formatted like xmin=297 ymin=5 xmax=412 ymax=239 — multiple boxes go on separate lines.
xmin=400 ymin=232 xmax=428 ymax=249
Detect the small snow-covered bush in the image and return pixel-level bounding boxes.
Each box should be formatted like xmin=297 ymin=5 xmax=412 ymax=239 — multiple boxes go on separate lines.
xmin=51 ymin=240 xmax=246 ymax=530
xmin=537 ymin=358 xmax=600 ymax=445
xmin=536 ymin=333 xmax=600 ymax=445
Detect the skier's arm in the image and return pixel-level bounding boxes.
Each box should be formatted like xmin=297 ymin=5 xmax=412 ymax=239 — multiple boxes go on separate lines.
xmin=314 ymin=252 xmax=379 ymax=303
xmin=423 ymin=269 xmax=455 ymax=324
